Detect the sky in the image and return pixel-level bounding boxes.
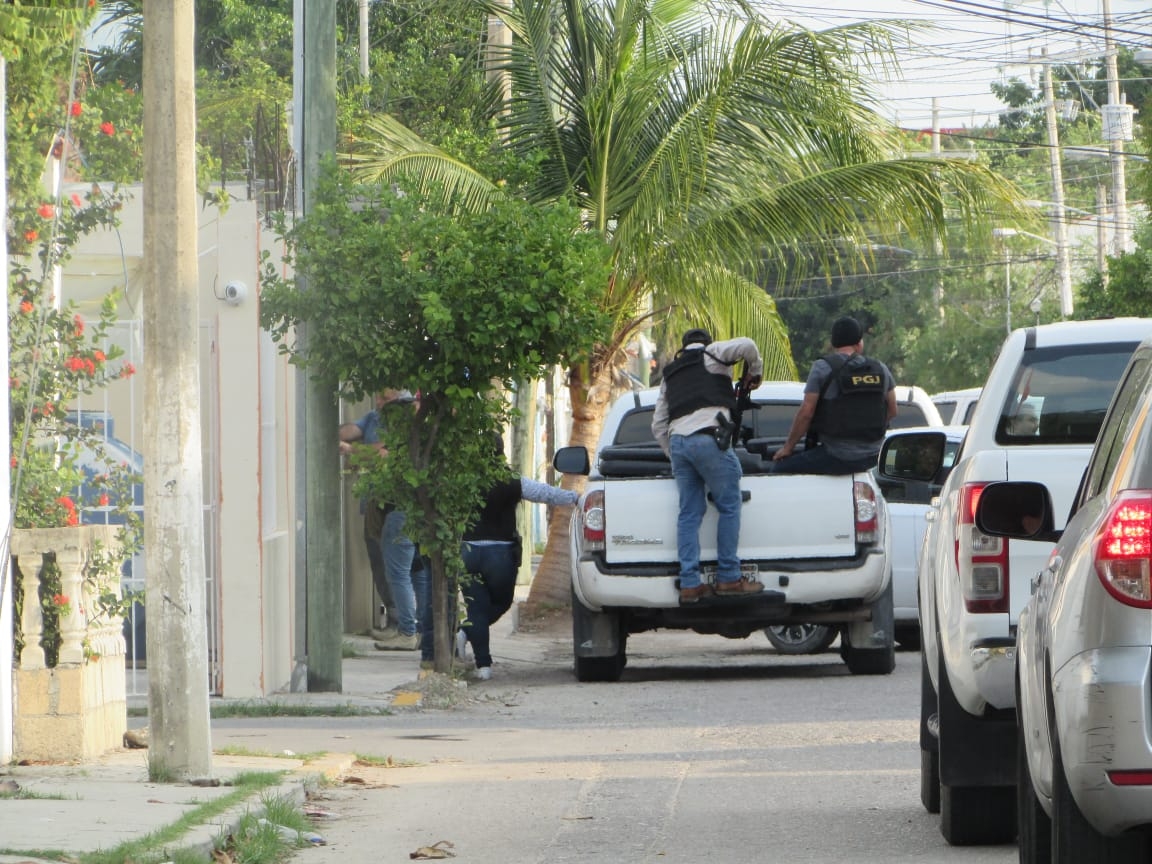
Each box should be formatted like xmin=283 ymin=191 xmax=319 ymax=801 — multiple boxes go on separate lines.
xmin=759 ymin=0 xmax=1152 ymax=130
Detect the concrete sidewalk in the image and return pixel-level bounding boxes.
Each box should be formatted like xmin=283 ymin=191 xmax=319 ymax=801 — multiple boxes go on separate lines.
xmin=0 ymin=599 xmax=550 ymax=863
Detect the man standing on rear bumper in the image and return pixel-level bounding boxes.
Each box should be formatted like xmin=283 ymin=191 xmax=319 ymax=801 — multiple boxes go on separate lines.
xmin=652 ymin=328 xmax=763 ymax=604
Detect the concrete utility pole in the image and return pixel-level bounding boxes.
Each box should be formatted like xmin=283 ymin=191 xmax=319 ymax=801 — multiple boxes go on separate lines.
xmin=142 ymin=0 xmax=213 ymax=779
xmin=358 ymin=0 xmax=370 ymax=81
xmin=292 ymin=0 xmax=342 ymax=691
xmin=1040 ymin=56 xmax=1074 ymax=317
xmin=1101 ymin=0 xmax=1131 ymax=254
xmin=0 ymin=55 xmax=14 ymax=766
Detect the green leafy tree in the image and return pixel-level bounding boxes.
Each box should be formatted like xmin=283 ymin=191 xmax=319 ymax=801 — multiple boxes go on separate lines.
xmin=1074 ymin=220 xmax=1152 ymax=319
xmin=346 ymin=0 xmax=1025 ymax=606
xmin=259 ymin=167 xmax=611 ymax=667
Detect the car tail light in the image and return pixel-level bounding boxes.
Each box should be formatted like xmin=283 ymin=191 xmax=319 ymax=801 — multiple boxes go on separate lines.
xmin=854 ymin=481 xmax=878 ymax=544
xmin=1107 ymin=769 xmax=1152 ymax=786
xmin=1094 ymin=490 xmax=1152 ymax=608
xmin=956 ymin=482 xmax=1009 ymax=613
xmin=582 ymin=490 xmax=605 ymax=549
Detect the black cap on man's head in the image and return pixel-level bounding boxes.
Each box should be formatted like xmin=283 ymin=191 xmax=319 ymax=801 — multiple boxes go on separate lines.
xmin=830 ymin=316 xmax=863 ymax=348
xmin=682 ymin=328 xmax=713 ymax=348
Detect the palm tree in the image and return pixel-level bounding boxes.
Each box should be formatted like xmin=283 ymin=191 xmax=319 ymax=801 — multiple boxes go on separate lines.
xmin=344 ymin=0 xmax=1023 ymax=608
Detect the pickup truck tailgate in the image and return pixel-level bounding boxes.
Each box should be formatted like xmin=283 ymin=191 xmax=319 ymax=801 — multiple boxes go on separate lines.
xmin=601 ymin=474 xmax=861 ymax=565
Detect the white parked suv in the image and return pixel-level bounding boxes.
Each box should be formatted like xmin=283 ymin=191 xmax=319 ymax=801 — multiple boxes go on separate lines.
xmin=931 ymin=387 xmax=982 ymax=426
xmin=977 ymin=333 xmax=1152 ymax=862
xmin=878 ymin=318 xmax=1152 ymax=846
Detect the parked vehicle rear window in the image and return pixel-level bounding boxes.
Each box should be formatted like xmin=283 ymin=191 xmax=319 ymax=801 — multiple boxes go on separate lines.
xmin=996 ymin=342 xmax=1140 ymax=446
xmin=891 ymin=404 xmax=931 ymax=428
xmin=612 ymin=401 xmax=799 ymax=447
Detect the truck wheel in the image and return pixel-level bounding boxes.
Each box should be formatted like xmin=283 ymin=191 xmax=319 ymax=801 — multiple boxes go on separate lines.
xmin=574 ymin=653 xmax=625 ymax=683
xmin=940 ymin=784 xmax=1015 ymax=846
xmin=763 ymin=624 xmax=836 ymax=654
xmin=936 ymin=651 xmax=1016 ymax=845
xmin=840 ymin=579 xmax=895 ymax=675
xmin=1016 ymin=699 xmax=1051 ymax=864
xmin=1052 ymin=723 xmax=1149 ymax=862
xmin=571 ymin=590 xmax=626 ymax=682
xmin=920 ymin=652 xmax=940 ymax=814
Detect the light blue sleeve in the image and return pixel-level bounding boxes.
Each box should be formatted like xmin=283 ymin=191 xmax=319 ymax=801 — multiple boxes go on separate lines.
xmin=520 ymin=477 xmax=579 ymax=507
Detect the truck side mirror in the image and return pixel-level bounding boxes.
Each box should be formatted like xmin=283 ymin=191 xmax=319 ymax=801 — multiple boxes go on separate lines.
xmin=975 ymin=481 xmax=1061 ymax=543
xmin=553 ymin=446 xmax=590 ymax=476
xmin=878 ymin=431 xmax=947 ymax=483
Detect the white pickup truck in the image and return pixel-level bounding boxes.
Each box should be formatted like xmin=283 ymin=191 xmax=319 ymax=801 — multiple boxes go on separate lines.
xmin=553 ymin=382 xmax=894 ymax=682
xmin=877 ymin=318 xmax=1152 ymax=847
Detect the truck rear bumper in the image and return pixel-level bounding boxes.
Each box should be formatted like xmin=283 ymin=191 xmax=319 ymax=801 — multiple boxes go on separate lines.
xmin=573 ymin=547 xmax=889 ymax=611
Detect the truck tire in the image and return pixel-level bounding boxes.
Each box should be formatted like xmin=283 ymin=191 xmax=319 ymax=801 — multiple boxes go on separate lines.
xmin=571 ymin=590 xmax=626 ymax=683
xmin=920 ymin=652 xmax=940 ymax=814
xmin=936 ymin=647 xmax=1016 ymax=845
xmin=840 ymin=579 xmax=895 ymax=675
xmin=764 ymin=624 xmax=837 ymax=654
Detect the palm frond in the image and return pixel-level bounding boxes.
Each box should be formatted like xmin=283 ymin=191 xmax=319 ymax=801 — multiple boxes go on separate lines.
xmin=342 ymin=115 xmax=502 ymax=214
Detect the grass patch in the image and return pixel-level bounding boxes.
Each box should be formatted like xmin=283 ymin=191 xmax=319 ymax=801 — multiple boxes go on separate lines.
xmin=0 ymin=771 xmax=288 ymax=864
xmin=0 ymin=788 xmax=72 ymax=800
xmin=215 ymin=745 xmax=328 ymax=762
xmin=210 ymin=701 xmax=391 ymax=719
xmin=225 ymin=792 xmax=320 ymax=862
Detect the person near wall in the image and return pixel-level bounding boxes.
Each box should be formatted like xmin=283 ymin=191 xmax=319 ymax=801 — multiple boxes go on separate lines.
xmin=770 ymin=316 xmax=897 ymax=476
xmin=651 ymin=327 xmax=764 ymax=604
xmin=337 ymin=392 xmax=398 ymax=638
xmin=453 ymin=432 xmax=579 ymax=680
xmin=337 ymin=388 xmax=428 ymax=651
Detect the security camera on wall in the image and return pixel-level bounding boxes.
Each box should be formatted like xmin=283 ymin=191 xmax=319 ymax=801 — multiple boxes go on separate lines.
xmin=222 ymin=280 xmax=247 ymax=306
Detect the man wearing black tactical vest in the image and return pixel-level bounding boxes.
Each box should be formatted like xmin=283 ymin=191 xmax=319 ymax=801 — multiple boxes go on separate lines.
xmin=652 ymin=328 xmax=763 ymax=603
xmin=770 ymin=316 xmax=897 ymax=475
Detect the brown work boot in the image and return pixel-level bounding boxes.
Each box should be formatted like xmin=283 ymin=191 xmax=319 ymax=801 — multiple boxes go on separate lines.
xmin=714 ymin=578 xmax=764 ymax=595
xmin=679 ymin=583 xmax=713 ymax=604
xmin=374 ymin=632 xmax=419 ymax=651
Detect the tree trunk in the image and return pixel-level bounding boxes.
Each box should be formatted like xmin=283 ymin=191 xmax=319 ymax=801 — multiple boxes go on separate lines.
xmin=524 ymin=363 xmax=612 ymax=612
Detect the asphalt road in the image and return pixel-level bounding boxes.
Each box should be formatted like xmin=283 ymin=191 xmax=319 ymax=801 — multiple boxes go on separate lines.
xmin=213 ymin=623 xmax=1017 ymax=864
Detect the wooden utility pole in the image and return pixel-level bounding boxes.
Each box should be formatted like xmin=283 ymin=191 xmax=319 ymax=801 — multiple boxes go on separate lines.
xmin=142 ymin=0 xmax=213 ymax=780
xmin=292 ymin=1 xmax=342 ymax=691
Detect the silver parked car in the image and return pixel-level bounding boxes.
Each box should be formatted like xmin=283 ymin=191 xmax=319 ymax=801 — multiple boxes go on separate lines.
xmin=976 ymin=337 xmax=1152 ymax=862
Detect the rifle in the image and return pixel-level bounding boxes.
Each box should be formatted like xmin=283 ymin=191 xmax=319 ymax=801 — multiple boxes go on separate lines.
xmin=714 ymin=367 xmax=756 ymax=451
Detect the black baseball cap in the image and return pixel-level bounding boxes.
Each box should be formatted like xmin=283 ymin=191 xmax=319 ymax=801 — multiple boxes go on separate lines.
xmin=830 ymin=316 xmax=863 ymax=348
xmin=682 ymin=328 xmax=713 ymax=348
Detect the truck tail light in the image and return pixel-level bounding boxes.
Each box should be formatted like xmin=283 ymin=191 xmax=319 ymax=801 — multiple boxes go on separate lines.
xmin=1108 ymin=769 xmax=1152 ymax=786
xmin=854 ymin=481 xmax=878 ymax=544
xmin=582 ymin=489 xmax=605 ymax=549
xmin=956 ymin=482 xmax=1009 ymax=613
xmin=1094 ymin=490 xmax=1152 ymax=608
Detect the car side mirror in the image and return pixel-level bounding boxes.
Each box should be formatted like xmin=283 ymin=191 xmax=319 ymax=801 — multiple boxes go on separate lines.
xmin=553 ymin=446 xmax=590 ymax=476
xmin=974 ymin=481 xmax=1061 ymax=543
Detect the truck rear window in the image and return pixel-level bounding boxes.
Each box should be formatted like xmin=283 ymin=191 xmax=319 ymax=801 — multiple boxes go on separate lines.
xmin=997 ymin=341 xmax=1140 ymax=446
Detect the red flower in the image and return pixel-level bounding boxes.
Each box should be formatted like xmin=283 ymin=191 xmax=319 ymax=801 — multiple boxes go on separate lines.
xmin=37 ymin=203 xmax=54 ymax=219
xmin=71 ymin=193 xmax=83 ymax=208
xmin=52 ymin=593 xmax=69 ymax=608
xmin=121 ymin=363 xmax=136 ymax=378
xmin=99 ymin=121 xmax=115 ymax=136
xmin=69 ymin=101 xmax=82 ymax=117
xmin=9 ymin=456 xmax=16 ymax=469
xmin=93 ymin=350 xmax=106 ymax=363
xmin=83 ymin=358 xmax=96 ymax=376
xmin=19 ymin=301 xmax=32 ymax=314
xmin=23 ymin=229 xmax=37 ymax=242
xmin=65 ymin=511 xmax=79 ymax=527
xmin=98 ymin=494 xmax=110 ymax=507
xmin=74 ymin=315 xmax=85 ymax=336
xmin=57 ymin=496 xmax=76 ymax=511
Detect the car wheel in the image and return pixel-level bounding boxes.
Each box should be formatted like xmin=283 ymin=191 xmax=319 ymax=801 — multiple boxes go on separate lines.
xmin=1016 ymin=699 xmax=1051 ymax=863
xmin=764 ymin=624 xmax=836 ymax=654
xmin=1052 ymin=724 xmax=1149 ymax=862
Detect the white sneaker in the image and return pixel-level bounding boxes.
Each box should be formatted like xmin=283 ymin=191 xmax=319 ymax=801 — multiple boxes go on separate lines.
xmin=475 ymin=666 xmax=492 ymax=681
xmin=455 ymin=629 xmax=469 ymax=661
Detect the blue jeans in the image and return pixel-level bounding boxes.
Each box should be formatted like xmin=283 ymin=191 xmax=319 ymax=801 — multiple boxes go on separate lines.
xmin=382 ymin=509 xmax=428 ymax=637
xmin=459 ymin=541 xmax=519 ymax=669
xmin=769 ymin=445 xmax=876 ymax=475
xmin=670 ymin=432 xmax=743 ymax=588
